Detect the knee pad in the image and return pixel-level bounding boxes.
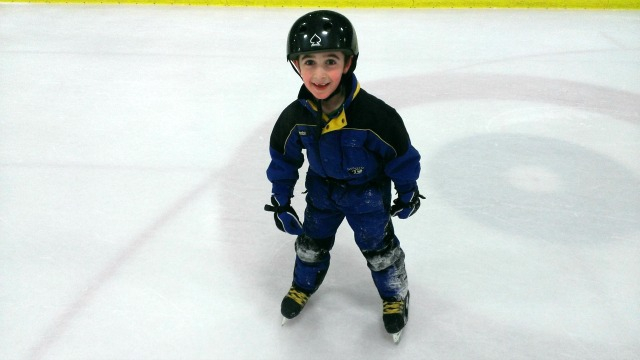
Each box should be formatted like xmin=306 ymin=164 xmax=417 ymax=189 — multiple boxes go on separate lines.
xmin=364 ymin=242 xmax=405 ymax=272
xmin=295 ymin=234 xmax=331 ymax=264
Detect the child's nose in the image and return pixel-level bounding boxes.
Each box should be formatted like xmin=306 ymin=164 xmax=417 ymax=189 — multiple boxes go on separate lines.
xmin=312 ymin=68 xmax=327 ymax=80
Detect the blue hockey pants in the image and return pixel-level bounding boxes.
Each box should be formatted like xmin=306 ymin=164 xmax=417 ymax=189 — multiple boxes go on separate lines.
xmin=292 ymin=173 xmax=409 ymax=300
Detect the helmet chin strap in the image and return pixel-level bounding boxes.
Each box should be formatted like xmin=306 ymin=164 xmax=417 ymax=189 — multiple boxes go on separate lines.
xmin=317 ymin=82 xmax=346 ymax=121
xmin=325 ymin=81 xmax=344 ymax=102
xmin=289 ymin=60 xmax=301 ymax=78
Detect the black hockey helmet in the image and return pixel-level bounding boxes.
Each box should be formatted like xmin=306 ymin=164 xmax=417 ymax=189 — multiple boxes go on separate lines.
xmin=287 ymin=10 xmax=359 ymax=73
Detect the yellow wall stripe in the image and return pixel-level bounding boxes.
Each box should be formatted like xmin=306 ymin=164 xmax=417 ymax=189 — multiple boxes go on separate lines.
xmin=3 ymin=0 xmax=639 ymax=8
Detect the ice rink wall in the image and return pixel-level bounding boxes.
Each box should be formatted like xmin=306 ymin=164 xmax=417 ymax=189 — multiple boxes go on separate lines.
xmin=3 ymin=0 xmax=639 ymax=9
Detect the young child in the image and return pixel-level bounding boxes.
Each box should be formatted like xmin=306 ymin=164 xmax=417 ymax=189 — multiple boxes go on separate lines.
xmin=265 ymin=10 xmax=423 ymax=342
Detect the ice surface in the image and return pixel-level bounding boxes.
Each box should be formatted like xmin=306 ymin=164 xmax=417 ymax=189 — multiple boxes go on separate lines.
xmin=1 ymin=5 xmax=639 ymax=360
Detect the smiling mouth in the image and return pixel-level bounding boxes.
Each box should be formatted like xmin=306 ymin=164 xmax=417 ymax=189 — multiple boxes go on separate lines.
xmin=313 ymin=82 xmax=330 ymax=90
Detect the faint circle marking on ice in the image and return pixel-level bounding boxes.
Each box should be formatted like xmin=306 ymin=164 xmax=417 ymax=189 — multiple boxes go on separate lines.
xmin=363 ymin=72 xmax=640 ymax=244
xmin=427 ymin=134 xmax=640 ymax=243
xmin=504 ymin=165 xmax=562 ymax=193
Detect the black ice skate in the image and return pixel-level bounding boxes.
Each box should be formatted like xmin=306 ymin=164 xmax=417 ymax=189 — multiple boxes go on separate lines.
xmin=280 ymin=285 xmax=311 ymax=325
xmin=382 ymin=291 xmax=410 ymax=343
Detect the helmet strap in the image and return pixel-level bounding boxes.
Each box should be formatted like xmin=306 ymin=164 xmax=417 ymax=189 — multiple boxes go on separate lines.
xmin=289 ymin=60 xmax=302 ymax=79
xmin=325 ymin=81 xmax=345 ymax=102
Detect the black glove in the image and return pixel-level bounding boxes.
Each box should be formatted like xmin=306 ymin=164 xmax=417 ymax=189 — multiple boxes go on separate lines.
xmin=390 ymin=188 xmax=425 ymax=219
xmin=264 ymin=196 xmax=303 ymax=235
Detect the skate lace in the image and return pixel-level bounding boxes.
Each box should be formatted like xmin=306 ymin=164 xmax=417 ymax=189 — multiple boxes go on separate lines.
xmin=382 ymin=300 xmax=404 ymax=315
xmin=287 ymin=288 xmax=309 ymax=306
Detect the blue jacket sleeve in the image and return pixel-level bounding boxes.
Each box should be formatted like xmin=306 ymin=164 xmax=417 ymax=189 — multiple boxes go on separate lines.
xmin=360 ymin=98 xmax=421 ymax=194
xmin=385 ymin=143 xmax=421 ymax=194
xmin=266 ymin=105 xmax=305 ymax=204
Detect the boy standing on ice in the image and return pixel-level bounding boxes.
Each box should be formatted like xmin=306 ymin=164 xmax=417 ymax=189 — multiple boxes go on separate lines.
xmin=265 ymin=10 xmax=423 ymax=342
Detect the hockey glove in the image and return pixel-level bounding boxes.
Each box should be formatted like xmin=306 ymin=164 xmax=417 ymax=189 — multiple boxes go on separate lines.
xmin=264 ymin=196 xmax=303 ymax=235
xmin=390 ymin=188 xmax=425 ymax=219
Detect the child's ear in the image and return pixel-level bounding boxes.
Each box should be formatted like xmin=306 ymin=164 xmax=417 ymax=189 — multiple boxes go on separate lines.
xmin=292 ymin=60 xmax=300 ymax=72
xmin=343 ymin=56 xmax=353 ymax=74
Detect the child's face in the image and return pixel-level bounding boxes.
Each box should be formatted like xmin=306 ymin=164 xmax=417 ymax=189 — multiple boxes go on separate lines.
xmin=293 ymin=51 xmax=352 ymax=100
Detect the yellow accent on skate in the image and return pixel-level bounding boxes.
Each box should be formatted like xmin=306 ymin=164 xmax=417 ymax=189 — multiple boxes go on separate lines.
xmin=286 ymin=287 xmax=310 ymax=307
xmin=382 ymin=300 xmax=404 ymax=315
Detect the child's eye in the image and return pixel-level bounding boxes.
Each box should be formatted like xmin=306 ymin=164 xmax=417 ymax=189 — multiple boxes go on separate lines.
xmin=303 ymin=60 xmax=315 ymax=66
xmin=326 ymin=59 xmax=337 ymax=65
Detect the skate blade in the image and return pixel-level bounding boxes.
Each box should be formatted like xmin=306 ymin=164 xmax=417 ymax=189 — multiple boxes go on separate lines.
xmin=282 ymin=316 xmax=297 ymax=326
xmin=392 ymin=330 xmax=403 ymax=344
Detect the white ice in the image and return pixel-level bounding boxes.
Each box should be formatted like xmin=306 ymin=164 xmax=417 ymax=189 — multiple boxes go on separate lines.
xmin=1 ymin=4 xmax=639 ymax=360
